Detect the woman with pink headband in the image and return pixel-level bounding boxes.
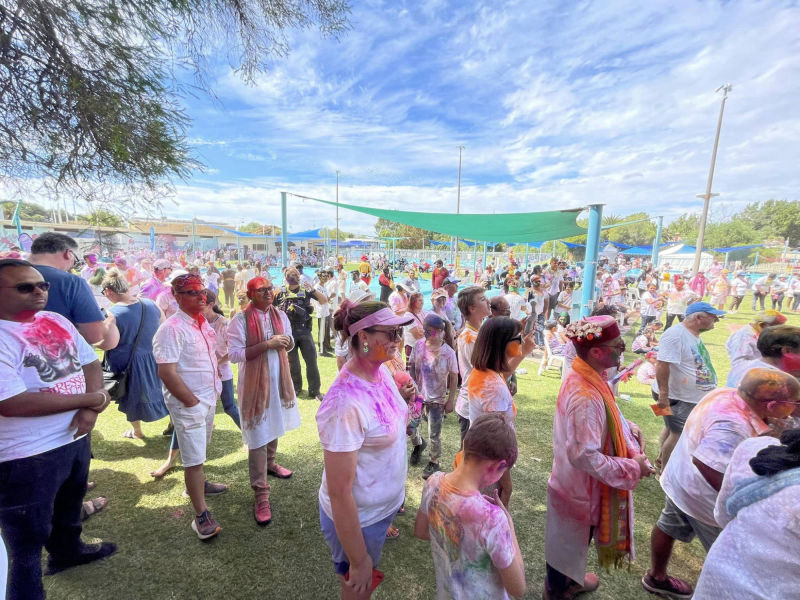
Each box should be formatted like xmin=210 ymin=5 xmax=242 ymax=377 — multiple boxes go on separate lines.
xmin=316 ymin=300 xmax=413 ymax=598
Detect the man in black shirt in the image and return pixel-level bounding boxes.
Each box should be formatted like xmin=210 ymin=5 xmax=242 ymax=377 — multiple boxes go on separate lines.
xmin=274 ymin=267 xmax=327 ymax=401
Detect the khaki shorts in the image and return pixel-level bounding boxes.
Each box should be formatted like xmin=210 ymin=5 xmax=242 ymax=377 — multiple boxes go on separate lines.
xmin=166 ymin=398 xmax=215 ymax=467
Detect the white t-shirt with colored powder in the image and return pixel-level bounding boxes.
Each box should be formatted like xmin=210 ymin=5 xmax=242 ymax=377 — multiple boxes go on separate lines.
xmin=467 ymin=369 xmax=515 ymax=425
xmin=455 ymin=325 xmax=479 ymax=419
xmin=660 ymin=388 xmax=769 ymax=526
xmin=316 ymin=364 xmax=408 ymax=526
xmin=0 ymin=311 xmax=98 ymax=462
xmin=420 ymin=471 xmax=515 ymax=600
xmin=652 ymin=323 xmax=717 ymax=404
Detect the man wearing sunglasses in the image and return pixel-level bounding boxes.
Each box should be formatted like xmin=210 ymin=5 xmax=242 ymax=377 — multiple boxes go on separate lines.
xmin=27 ymin=232 xmax=119 ymax=350
xmin=228 ymin=277 xmax=299 ymax=525
xmin=0 ymin=259 xmax=117 ymax=598
xmin=152 ymin=274 xmax=227 ymax=540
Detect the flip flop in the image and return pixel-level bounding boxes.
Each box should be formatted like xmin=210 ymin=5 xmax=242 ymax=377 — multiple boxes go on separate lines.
xmin=386 ymin=525 xmax=400 ymax=539
xmin=81 ymin=497 xmax=107 ymax=520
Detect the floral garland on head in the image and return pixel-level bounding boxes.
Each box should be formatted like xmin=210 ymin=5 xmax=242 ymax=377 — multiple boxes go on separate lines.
xmin=565 ymin=320 xmax=604 ymax=343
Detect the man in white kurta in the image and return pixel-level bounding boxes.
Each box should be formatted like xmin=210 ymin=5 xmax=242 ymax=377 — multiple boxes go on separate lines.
xmin=228 ymin=277 xmax=301 ymax=525
xmin=544 ymin=316 xmax=651 ymax=600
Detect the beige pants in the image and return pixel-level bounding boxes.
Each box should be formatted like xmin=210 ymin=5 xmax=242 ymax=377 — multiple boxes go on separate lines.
xmin=248 ymin=438 xmax=279 ymax=499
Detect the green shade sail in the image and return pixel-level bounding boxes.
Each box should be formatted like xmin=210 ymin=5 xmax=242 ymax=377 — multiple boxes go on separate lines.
xmin=299 ymin=196 xmax=587 ymax=243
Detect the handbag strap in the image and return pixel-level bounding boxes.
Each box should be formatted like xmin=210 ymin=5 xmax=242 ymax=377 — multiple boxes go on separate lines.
xmin=122 ymin=301 xmax=147 ymax=375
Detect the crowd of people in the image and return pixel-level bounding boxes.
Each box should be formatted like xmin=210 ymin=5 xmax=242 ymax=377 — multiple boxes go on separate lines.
xmin=1 ymin=231 xmax=799 ymax=600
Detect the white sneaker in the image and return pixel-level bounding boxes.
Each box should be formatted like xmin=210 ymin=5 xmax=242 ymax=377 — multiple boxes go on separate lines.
xmin=516 ymin=368 xmax=528 ymax=375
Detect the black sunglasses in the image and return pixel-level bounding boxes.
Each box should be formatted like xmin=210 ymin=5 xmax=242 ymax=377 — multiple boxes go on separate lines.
xmin=1 ymin=282 xmax=51 ymax=294
xmin=368 ymin=327 xmax=403 ymax=341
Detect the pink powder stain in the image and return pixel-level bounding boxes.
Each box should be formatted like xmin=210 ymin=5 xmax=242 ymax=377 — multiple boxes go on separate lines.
xmin=373 ymin=394 xmax=400 ymax=428
xmin=727 ymin=323 xmax=746 ymax=334
xmin=172 ymin=509 xmax=184 ymax=519
xmin=25 ymin=315 xmax=75 ymax=356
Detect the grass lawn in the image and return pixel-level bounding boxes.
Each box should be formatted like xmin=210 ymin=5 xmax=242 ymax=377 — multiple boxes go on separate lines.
xmin=44 ymin=295 xmax=789 ymax=599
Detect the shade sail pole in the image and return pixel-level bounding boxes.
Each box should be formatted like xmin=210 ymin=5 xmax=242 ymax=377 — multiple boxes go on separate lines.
xmin=281 ymin=192 xmax=289 ymax=267
xmin=472 ymin=242 xmax=477 ymax=282
xmin=580 ymin=204 xmax=604 ymax=318
xmin=651 ymin=216 xmax=663 ymax=267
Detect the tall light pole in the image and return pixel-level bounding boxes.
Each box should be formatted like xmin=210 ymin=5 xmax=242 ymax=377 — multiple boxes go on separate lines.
xmin=335 ymin=170 xmax=340 ymax=259
xmin=453 ymin=145 xmax=465 ymax=269
xmin=693 ymin=83 xmax=732 ymax=275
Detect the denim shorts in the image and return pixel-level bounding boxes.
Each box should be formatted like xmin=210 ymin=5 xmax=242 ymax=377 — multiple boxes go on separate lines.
xmin=651 ymin=391 xmax=696 ymax=433
xmin=319 ymin=505 xmax=395 ymax=576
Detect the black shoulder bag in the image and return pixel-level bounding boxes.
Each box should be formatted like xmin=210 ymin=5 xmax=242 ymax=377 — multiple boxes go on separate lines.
xmin=103 ymin=302 xmax=146 ymax=401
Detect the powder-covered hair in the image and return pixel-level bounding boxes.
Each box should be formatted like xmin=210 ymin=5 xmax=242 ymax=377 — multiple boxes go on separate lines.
xmin=738 ymin=368 xmax=800 ymax=404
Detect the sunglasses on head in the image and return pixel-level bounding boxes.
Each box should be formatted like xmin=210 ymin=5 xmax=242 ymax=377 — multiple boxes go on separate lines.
xmin=1 ymin=282 xmax=51 ymax=294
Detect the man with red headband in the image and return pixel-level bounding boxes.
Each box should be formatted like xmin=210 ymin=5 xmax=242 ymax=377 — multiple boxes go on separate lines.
xmin=544 ymin=315 xmax=652 ymax=600
xmin=228 ymin=277 xmax=300 ymax=525
xmin=153 ymin=274 xmax=227 ymax=540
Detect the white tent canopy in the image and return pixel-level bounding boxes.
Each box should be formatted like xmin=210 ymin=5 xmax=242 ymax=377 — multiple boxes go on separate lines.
xmin=658 ymin=244 xmax=713 ymax=272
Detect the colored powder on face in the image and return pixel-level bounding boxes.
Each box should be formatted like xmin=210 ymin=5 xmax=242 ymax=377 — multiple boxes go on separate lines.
xmin=779 ymin=352 xmax=800 ymax=374
xmin=372 ymin=342 xmax=390 ymax=363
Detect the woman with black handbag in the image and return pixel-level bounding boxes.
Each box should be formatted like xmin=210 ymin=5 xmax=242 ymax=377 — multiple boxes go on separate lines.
xmin=101 ymin=269 xmax=168 ymax=439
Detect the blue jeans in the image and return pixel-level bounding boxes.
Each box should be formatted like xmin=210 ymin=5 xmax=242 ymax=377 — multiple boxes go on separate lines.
xmin=535 ymin=313 xmax=545 ymax=347
xmin=426 ymin=403 xmax=445 ymax=464
xmin=171 ymin=378 xmax=240 ymax=450
xmin=219 ymin=378 xmax=241 ymax=428
xmin=0 ymin=436 xmax=91 ymax=600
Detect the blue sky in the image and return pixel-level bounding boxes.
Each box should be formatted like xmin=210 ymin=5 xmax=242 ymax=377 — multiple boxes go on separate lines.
xmin=168 ymin=0 xmax=800 ymax=236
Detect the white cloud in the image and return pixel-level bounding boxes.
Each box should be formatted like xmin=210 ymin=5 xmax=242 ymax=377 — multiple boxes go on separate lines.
xmin=28 ymin=0 xmax=800 ymax=236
